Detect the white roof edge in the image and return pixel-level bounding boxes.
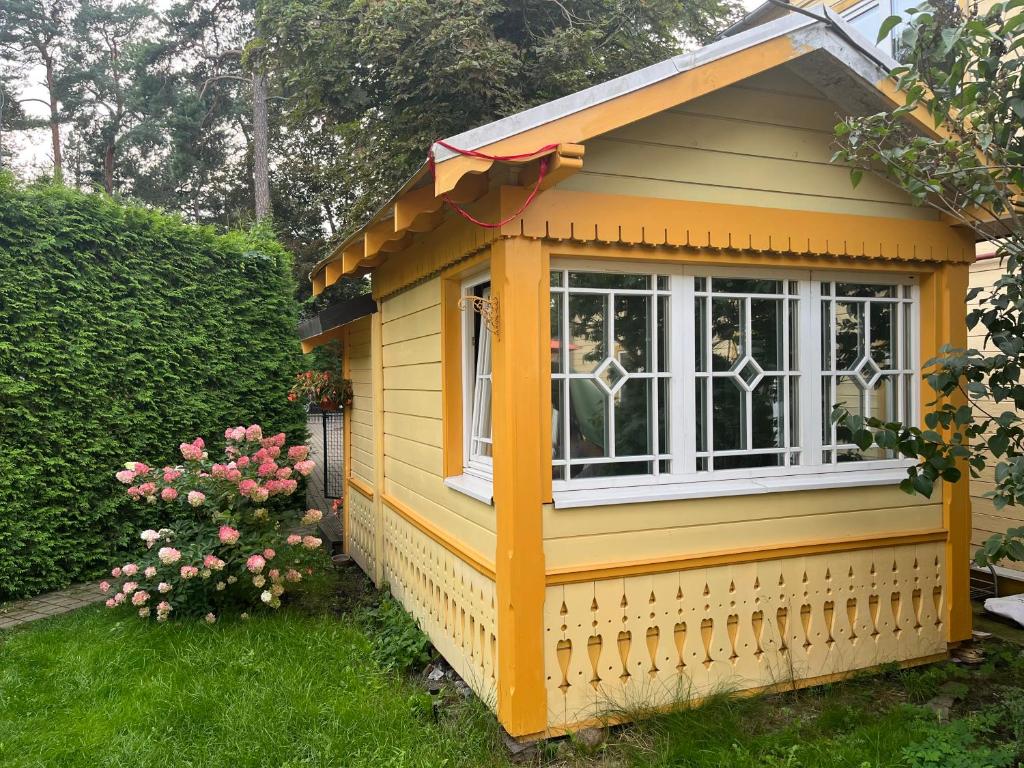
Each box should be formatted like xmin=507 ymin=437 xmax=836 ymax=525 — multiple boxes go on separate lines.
xmin=433 ymin=6 xmax=898 ymax=163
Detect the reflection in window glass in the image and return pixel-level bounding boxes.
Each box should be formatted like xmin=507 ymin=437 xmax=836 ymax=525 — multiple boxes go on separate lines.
xmin=821 ymin=280 xmax=914 ymax=463
xmin=551 ymin=269 xmax=670 ymax=480
xmin=695 ymin=277 xmax=801 ymax=471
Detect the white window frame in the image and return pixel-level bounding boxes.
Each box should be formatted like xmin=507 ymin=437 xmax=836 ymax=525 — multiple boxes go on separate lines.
xmin=461 ymin=272 xmax=493 ymax=482
xmin=841 ymin=0 xmax=915 ymax=58
xmin=550 ymin=259 xmax=920 ymax=507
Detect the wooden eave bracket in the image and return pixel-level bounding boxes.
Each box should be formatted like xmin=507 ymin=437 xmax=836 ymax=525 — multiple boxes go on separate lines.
xmin=312 ymin=143 xmax=584 ymax=293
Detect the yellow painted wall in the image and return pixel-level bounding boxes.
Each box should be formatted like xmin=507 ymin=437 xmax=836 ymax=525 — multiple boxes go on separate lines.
xmin=558 ymin=67 xmax=938 ymax=222
xmin=347 ymin=318 xmax=375 ymax=489
xmin=968 ymin=254 xmax=1024 ymax=573
xmin=544 ymin=488 xmax=942 ymax=572
xmin=379 ymin=277 xmax=497 ymax=559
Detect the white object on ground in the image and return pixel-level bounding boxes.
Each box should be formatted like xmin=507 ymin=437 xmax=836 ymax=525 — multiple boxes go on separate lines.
xmin=983 ymin=594 xmax=1024 ymax=628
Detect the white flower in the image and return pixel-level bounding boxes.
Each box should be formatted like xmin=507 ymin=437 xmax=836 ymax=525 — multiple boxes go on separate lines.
xmin=260 ymin=590 xmax=272 ymax=604
xmin=215 ymin=581 xmax=226 ymax=591
xmin=252 ymin=575 xmax=266 ymax=588
xmin=226 ymin=576 xmax=237 ymax=585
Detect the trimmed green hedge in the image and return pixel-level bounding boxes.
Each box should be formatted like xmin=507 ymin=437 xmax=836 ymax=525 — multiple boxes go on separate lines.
xmin=0 ymin=175 xmax=305 ymax=600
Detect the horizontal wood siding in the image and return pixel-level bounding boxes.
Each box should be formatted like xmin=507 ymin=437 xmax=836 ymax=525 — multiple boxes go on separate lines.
xmin=347 ymin=317 xmax=374 ymax=489
xmin=559 ymin=66 xmax=938 ymax=221
xmin=543 ymin=486 xmax=942 ymax=571
xmin=380 ymin=278 xmax=496 ymax=557
xmin=969 ymin=255 xmax=1024 ymax=571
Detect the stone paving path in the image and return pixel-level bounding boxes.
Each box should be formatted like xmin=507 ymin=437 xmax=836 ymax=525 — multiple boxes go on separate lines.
xmin=0 ymin=582 xmax=103 ymax=631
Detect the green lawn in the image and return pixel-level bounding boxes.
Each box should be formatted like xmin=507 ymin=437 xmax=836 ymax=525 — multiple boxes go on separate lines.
xmin=2 ymin=570 xmax=1023 ymax=768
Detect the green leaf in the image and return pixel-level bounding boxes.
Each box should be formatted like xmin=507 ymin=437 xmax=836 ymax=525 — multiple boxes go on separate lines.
xmin=877 ymin=14 xmax=903 ymax=42
xmin=850 ymin=168 xmax=864 ymax=188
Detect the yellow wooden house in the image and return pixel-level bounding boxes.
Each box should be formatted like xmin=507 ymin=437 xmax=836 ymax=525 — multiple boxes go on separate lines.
xmin=299 ymin=6 xmax=976 ymax=739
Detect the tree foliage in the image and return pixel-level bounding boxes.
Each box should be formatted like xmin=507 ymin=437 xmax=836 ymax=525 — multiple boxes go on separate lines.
xmin=0 ymin=173 xmax=305 ymax=599
xmin=831 ymin=1 xmax=1024 ymax=565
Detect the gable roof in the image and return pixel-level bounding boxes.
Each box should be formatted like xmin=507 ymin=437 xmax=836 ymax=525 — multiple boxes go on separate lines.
xmin=310 ymin=5 xmax=931 ymax=294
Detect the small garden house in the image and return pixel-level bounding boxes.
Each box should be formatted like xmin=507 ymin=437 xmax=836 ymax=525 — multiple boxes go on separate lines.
xmin=300 ymin=7 xmax=976 ymax=740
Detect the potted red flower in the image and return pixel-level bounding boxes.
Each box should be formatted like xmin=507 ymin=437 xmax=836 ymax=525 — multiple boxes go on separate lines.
xmin=288 ymin=371 xmax=353 ymax=411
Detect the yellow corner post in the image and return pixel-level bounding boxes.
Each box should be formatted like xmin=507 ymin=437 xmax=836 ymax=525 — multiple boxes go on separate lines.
xmin=371 ymin=311 xmax=387 ymax=587
xmin=921 ymin=262 xmax=972 ymax=643
xmin=491 ymin=236 xmax=549 ymax=737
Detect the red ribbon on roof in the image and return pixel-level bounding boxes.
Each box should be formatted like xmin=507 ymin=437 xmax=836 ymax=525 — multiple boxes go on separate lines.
xmin=427 ymin=140 xmax=561 ymax=229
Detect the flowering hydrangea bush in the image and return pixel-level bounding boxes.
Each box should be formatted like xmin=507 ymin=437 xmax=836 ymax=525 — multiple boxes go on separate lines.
xmin=101 ymin=424 xmax=324 ymax=622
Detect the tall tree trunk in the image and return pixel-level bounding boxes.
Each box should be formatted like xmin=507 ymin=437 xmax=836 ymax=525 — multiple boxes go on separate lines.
xmin=45 ymin=57 xmax=63 ymax=182
xmin=252 ymin=71 xmax=271 ymax=220
xmin=103 ymin=143 xmax=114 ymax=194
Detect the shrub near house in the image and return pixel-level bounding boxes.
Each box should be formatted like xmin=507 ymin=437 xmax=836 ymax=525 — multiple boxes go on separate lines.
xmin=101 ymin=425 xmax=323 ymax=621
xmin=0 ymin=174 xmax=304 ymax=600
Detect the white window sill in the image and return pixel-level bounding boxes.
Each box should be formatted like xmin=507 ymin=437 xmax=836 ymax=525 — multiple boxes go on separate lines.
xmin=552 ymin=467 xmax=912 ymax=509
xmin=444 ymin=473 xmax=494 ymax=505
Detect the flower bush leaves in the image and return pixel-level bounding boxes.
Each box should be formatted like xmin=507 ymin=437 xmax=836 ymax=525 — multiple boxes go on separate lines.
xmin=0 ymin=174 xmax=305 ymax=599
xmin=101 ymin=426 xmax=322 ymax=621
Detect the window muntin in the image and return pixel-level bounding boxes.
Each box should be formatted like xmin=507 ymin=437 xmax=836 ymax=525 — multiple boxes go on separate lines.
xmin=549 ymin=263 xmax=919 ymax=491
xmin=695 ymin=276 xmax=802 ymax=471
xmin=820 ymin=280 xmax=916 ymax=464
xmin=463 ymin=276 xmax=493 ymax=479
xmin=550 ymin=268 xmax=672 ymax=481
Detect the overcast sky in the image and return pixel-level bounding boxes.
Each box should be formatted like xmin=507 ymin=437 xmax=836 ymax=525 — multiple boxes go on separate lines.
xmin=5 ymin=0 xmax=767 ymax=176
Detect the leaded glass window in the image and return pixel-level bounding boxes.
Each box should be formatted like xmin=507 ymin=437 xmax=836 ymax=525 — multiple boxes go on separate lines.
xmin=550 ymin=269 xmax=671 ymax=481
xmin=820 ymin=281 xmax=916 ymax=463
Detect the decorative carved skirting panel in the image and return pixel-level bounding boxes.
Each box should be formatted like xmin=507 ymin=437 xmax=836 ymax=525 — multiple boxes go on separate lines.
xmin=543 ymin=542 xmax=947 ymax=730
xmin=347 ymin=488 xmax=376 ymax=576
xmin=383 ymin=505 xmax=498 ymax=705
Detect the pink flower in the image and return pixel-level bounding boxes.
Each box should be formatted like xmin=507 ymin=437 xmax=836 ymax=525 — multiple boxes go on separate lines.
xmin=122 ymin=581 xmax=138 ymax=594
xmin=138 ymin=482 xmax=157 ymax=497
xmin=251 ymin=488 xmax=269 ymax=503
xmin=111 ymin=566 xmax=122 ymax=578
xmin=301 ymin=509 xmax=323 ymax=526
xmin=269 ymin=568 xmax=281 ymax=582
xmin=160 ymin=487 xmax=178 ymax=502
xmin=236 ymin=455 xmax=251 ymax=468
xmin=203 ymin=554 xmax=225 ymax=570
xmin=144 ymin=566 xmax=157 ymax=578
xmin=246 ymin=554 xmax=266 ymax=573
xmin=288 ymin=445 xmax=309 ymax=462
xmin=138 ymin=607 xmax=151 ymax=618
xmin=275 ymin=467 xmax=293 ymax=480
xmin=266 ymin=446 xmax=281 ymax=459
xmin=156 ymin=601 xmax=172 ymax=621
xmin=228 ymin=426 xmax=246 ymax=442
xmin=127 ymin=486 xmax=142 ymax=499
xmin=285 ymin=569 xmax=302 ymax=583
xmin=131 ymin=591 xmax=150 ymax=606
xmin=226 ymin=469 xmax=242 ymax=483
xmin=115 ymin=469 xmax=135 ymax=484
xmin=130 ymin=462 xmax=151 ymax=475
xmin=140 ymin=529 xmax=160 ymax=548
xmin=263 ymin=548 xmax=276 ymax=560
xmin=293 ymin=460 xmax=315 ymax=477
xmin=99 ymin=581 xmax=111 ymax=593
xmin=158 ymin=582 xmax=172 ymax=593
xmin=122 ymin=563 xmax=139 ymax=577
xmin=257 ymin=462 xmax=277 ymax=477
xmin=180 ymin=565 xmax=199 ymax=580
xmin=158 ymin=547 xmax=181 ymax=565
xmin=238 ymin=479 xmax=257 ymax=496
xmin=218 ymin=526 xmax=240 ymax=545
xmin=105 ymin=597 xmax=116 ymax=608
xmin=187 ymin=491 xmax=206 ymax=507
xmin=281 ymin=479 xmax=298 ymax=495
xmin=163 ymin=468 xmax=182 ymax=483
xmin=245 ymin=424 xmax=263 ymax=442
xmin=263 ymin=433 xmax=286 ymax=448
xmin=286 ymin=534 xmax=301 ymax=545
xmin=113 ymin=592 xmax=125 ymax=605
xmin=301 ymin=536 xmax=322 ymax=550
